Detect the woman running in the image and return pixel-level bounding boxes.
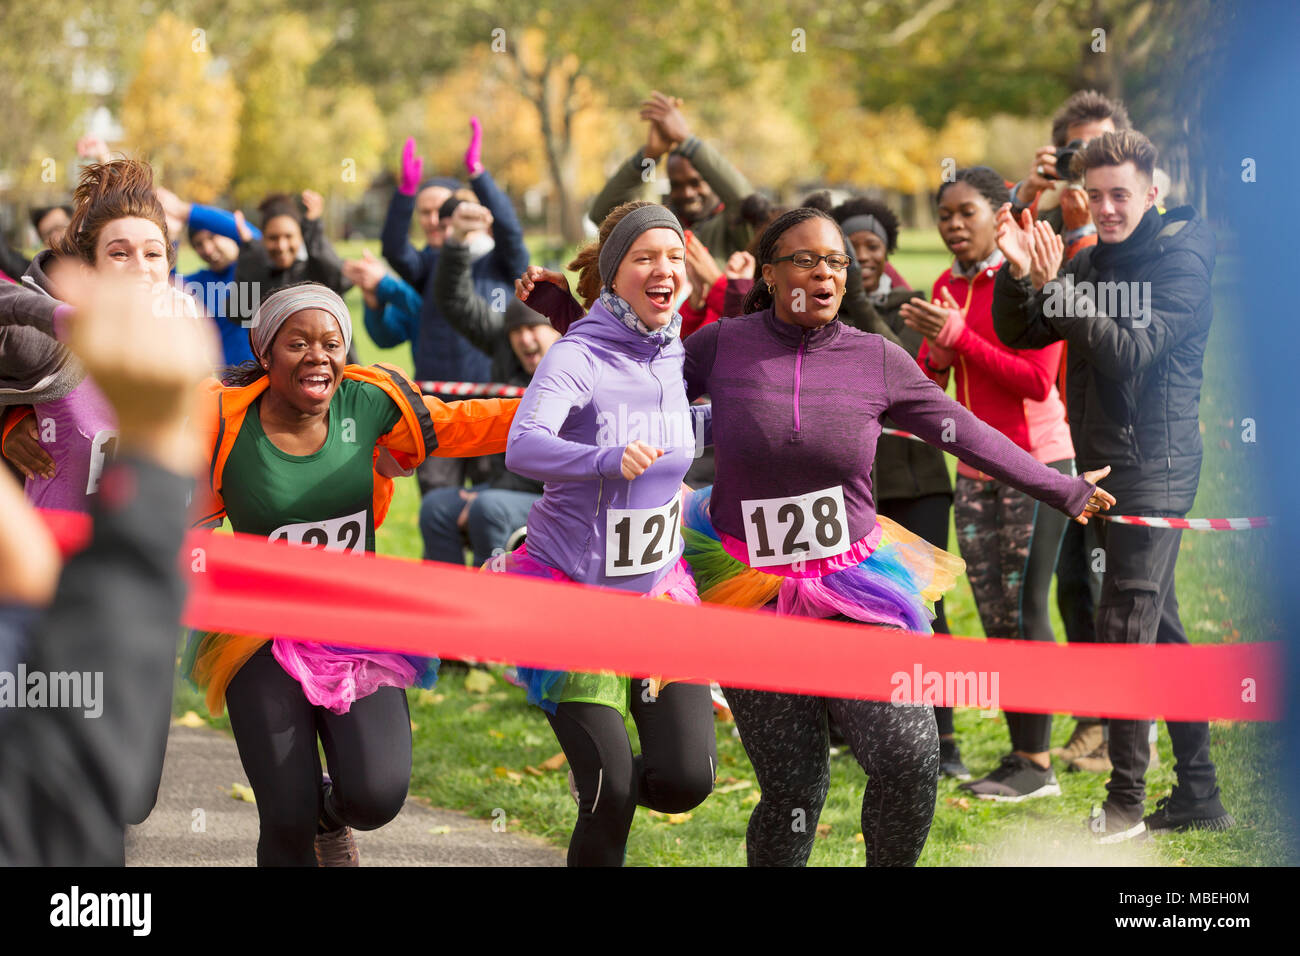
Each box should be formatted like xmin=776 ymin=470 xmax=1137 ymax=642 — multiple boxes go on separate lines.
xmin=493 ymin=201 xmax=717 ymax=867
xmin=0 ymin=160 xmax=192 ymax=511
xmin=677 ymin=207 xmax=1112 ymax=866
xmin=830 ymin=195 xmax=966 ymax=778
xmin=903 ymin=167 xmax=1076 ymax=801
xmin=184 ymin=283 xmax=517 ymax=866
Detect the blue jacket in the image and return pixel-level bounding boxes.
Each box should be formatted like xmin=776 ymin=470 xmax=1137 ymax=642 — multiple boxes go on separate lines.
xmin=182 ymin=205 xmax=261 ymax=367
xmin=380 ymin=172 xmax=529 ymax=383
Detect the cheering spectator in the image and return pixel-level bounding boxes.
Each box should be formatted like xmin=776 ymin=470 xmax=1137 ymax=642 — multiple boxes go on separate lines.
xmin=993 ymin=129 xmax=1233 ymax=841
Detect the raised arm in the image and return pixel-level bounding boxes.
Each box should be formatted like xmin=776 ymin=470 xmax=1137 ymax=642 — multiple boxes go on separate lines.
xmin=589 ymin=149 xmax=652 ymax=227
xmin=433 ymin=239 xmax=503 ymax=355
xmin=881 ymin=340 xmax=1094 ymax=517
xmin=470 ymin=169 xmax=529 ymax=283
xmin=187 ymin=203 xmax=262 ymax=243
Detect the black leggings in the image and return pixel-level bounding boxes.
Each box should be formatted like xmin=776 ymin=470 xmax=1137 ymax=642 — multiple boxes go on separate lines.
xmin=546 ymin=680 xmax=717 ymax=866
xmin=225 ymin=643 xmax=413 ymax=866
xmin=725 ymin=616 xmax=937 ymax=867
xmin=878 ymin=493 xmax=955 ymax=735
xmin=954 ymin=460 xmax=1071 ymax=754
xmin=725 ymin=680 xmax=938 ymax=867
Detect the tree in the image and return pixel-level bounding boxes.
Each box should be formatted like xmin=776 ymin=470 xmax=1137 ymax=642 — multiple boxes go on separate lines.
xmin=121 ymin=13 xmax=241 ymax=203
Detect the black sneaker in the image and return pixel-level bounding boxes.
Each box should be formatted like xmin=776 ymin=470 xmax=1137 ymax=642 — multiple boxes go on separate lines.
xmin=1143 ymin=786 xmax=1235 ymax=834
xmin=960 ymin=753 xmax=1061 ymax=801
xmin=1086 ymin=801 xmax=1147 ymax=844
xmin=939 ymin=738 xmax=971 ymax=781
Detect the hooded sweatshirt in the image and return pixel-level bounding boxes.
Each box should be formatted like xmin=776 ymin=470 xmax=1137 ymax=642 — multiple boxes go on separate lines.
xmin=505 ymin=297 xmax=710 ymax=593
xmin=0 ymin=252 xmax=115 ymax=510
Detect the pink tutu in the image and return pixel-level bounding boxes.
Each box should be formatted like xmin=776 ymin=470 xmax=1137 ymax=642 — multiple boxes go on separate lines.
xmin=271 ymin=639 xmax=420 ymax=715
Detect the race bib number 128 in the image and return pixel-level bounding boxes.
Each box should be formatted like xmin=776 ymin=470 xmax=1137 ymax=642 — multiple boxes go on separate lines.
xmin=742 ymin=485 xmax=849 ymax=568
xmin=270 ymin=509 xmax=366 ymax=555
xmin=605 ymin=494 xmax=681 ymax=577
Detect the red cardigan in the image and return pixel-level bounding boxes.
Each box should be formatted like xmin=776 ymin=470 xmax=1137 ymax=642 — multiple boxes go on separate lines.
xmin=917 ymin=260 xmax=1072 ymax=479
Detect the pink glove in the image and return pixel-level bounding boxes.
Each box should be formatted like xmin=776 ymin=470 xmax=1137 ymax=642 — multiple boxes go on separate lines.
xmin=399 ymin=137 xmax=423 ymax=196
xmin=465 ymin=117 xmax=483 ymax=177
xmin=934 ymin=306 xmax=967 ymax=349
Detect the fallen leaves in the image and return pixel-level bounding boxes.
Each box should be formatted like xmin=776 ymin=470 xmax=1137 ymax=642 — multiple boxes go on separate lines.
xmin=174 ymin=710 xmax=206 ymax=728
xmin=229 ymin=782 xmax=256 ymax=803
xmin=944 ymin=796 xmax=973 ymax=811
xmin=539 ymin=752 xmax=567 ymax=771
xmin=428 ymin=825 xmax=452 ymax=835
xmin=647 ymin=810 xmax=693 ymax=824
xmin=464 ymin=669 xmax=496 ymax=694
xmin=815 ymin=823 xmax=832 ymax=839
xmin=493 ymin=766 xmax=523 ymax=783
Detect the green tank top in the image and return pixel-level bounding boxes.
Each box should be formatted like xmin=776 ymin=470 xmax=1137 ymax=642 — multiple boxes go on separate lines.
xmin=221 ymin=378 xmax=402 ymax=553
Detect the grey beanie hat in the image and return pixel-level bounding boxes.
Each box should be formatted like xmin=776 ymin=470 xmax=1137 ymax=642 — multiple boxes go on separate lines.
xmin=597 ymin=205 xmax=685 ymax=288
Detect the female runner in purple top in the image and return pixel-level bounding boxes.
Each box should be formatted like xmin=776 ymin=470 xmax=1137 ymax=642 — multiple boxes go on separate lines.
xmin=493 ymin=201 xmax=716 ymax=866
xmin=678 ymin=207 xmax=1114 ymax=866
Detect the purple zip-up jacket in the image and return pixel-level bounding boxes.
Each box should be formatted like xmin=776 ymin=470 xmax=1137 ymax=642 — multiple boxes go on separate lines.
xmin=683 ymin=309 xmax=1093 ymax=551
xmin=505 ymin=300 xmax=710 ymax=592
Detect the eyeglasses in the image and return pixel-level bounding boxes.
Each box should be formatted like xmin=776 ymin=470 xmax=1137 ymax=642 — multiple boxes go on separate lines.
xmin=771 ymin=251 xmax=852 ymax=271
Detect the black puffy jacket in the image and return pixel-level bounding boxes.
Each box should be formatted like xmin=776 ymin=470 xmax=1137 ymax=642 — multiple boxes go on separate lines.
xmin=992 ymin=205 xmax=1214 ymax=515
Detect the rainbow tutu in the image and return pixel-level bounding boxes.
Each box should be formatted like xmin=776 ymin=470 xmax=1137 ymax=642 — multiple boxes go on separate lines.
xmin=681 ymin=487 xmax=964 ymax=630
xmin=484 ymin=545 xmax=698 ymax=717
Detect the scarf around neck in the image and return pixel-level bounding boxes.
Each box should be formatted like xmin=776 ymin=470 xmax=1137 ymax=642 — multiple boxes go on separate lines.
xmin=598 ymin=289 xmax=682 ymax=346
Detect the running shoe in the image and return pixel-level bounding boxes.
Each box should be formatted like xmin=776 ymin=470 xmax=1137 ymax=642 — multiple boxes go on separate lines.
xmin=960 ymin=753 xmax=1061 ymax=801
xmin=315 ymin=826 xmax=360 ymax=866
xmin=1086 ymin=801 xmax=1146 ymax=844
xmin=1052 ymin=720 xmax=1104 ymax=764
xmin=1143 ymin=786 xmax=1235 ymax=834
xmin=939 ymin=737 xmax=971 ymax=780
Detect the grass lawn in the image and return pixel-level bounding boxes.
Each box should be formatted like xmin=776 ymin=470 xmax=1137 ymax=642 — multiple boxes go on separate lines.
xmin=173 ymin=228 xmax=1290 ymax=865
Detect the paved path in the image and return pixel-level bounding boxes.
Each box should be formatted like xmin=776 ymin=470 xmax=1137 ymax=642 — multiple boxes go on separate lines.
xmin=126 ymin=722 xmax=564 ymax=867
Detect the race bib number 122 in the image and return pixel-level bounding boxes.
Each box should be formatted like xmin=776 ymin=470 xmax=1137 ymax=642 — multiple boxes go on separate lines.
xmin=742 ymin=485 xmax=849 ymax=568
xmin=269 ymin=509 xmax=366 ymax=555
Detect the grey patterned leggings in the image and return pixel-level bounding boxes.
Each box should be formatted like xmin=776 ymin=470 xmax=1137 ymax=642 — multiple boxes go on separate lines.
xmin=725 ymin=670 xmax=939 ymax=866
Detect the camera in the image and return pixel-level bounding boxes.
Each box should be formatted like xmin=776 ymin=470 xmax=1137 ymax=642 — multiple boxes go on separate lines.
xmin=1046 ymin=139 xmax=1086 ymax=181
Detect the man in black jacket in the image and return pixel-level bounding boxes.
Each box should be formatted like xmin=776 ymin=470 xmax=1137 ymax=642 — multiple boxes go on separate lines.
xmin=0 ymin=272 xmax=215 ymax=864
xmin=991 ymin=129 xmax=1233 ymax=842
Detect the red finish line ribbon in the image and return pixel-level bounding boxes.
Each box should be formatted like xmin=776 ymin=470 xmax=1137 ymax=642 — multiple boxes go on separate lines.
xmin=35 ymin=508 xmax=1279 ymax=720
xmin=178 ymin=530 xmax=1278 ymax=722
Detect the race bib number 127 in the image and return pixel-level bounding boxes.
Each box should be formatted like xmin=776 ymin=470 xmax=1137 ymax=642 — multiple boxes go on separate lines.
xmin=742 ymin=485 xmax=849 ymax=568
xmin=605 ymin=494 xmax=681 ymax=578
xmin=270 ymin=509 xmax=366 ymax=555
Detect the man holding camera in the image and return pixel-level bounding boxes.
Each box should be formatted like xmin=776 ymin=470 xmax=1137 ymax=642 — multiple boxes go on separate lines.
xmin=1010 ymin=91 xmax=1155 ymax=775
xmin=992 ymin=129 xmax=1234 ymax=843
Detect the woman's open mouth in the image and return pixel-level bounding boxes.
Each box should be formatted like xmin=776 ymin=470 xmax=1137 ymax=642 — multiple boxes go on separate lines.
xmin=645 ymin=285 xmax=673 ymax=309
xmin=299 ymin=372 xmax=332 ymax=400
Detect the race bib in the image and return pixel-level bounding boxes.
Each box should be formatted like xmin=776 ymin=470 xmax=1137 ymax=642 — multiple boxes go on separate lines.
xmin=605 ymin=493 xmax=682 ymax=578
xmin=85 ymin=429 xmax=119 ymax=495
xmin=742 ymin=485 xmax=849 ymax=568
xmin=269 ymin=509 xmax=366 ymax=555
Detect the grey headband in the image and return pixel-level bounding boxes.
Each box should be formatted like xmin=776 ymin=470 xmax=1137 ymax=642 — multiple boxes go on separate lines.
xmin=840 ymin=214 xmax=889 ymax=245
xmin=597 ymin=205 xmax=685 ymax=288
xmin=249 ymin=284 xmax=353 ymax=361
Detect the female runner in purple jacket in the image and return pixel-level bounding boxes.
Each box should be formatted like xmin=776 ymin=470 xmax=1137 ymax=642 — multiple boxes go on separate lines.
xmin=493 ymin=201 xmax=715 ymax=866
xmin=679 ymin=207 xmax=1114 ymax=866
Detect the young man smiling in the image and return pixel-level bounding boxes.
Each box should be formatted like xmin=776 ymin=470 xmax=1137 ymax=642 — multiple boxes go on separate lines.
xmin=991 ymin=129 xmax=1233 ymax=842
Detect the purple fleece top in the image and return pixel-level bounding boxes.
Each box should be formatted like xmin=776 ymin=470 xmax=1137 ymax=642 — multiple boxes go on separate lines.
xmin=505 ymin=300 xmax=710 ymax=592
xmin=683 ymin=309 xmax=1093 ymax=549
